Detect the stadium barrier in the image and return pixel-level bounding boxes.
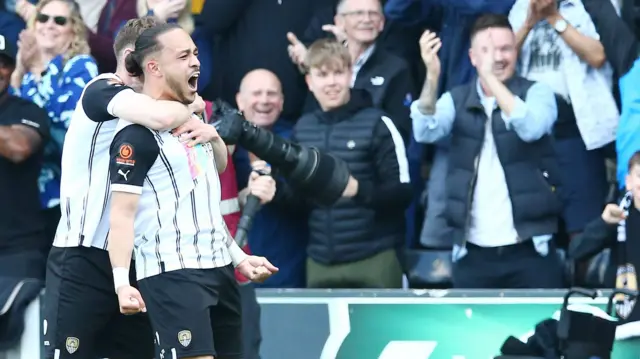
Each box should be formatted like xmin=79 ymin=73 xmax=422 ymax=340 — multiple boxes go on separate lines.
xmin=8 ymin=289 xmax=640 ymax=359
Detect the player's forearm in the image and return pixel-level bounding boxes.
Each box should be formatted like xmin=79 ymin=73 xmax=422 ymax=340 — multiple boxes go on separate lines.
xmin=227 ymin=239 xmax=248 ymax=267
xmin=107 ymin=213 xmax=135 ymax=269
xmin=112 ymin=94 xmax=192 ymax=131
xmin=137 ymin=100 xmax=192 ymax=131
xmin=107 ymin=212 xmax=135 ymax=291
xmin=211 ymin=138 xmax=228 ymax=173
xmin=223 ymin=223 xmax=248 ymax=266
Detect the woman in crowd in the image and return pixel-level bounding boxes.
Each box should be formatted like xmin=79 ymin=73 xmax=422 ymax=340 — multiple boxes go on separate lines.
xmin=11 ymin=0 xmax=98 ymax=240
xmin=16 ymin=0 xmax=139 ymax=73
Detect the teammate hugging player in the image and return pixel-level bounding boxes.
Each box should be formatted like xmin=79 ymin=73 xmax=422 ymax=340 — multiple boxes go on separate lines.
xmin=106 ymin=23 xmax=278 ymax=359
xmin=42 ymin=17 xmax=210 ymax=359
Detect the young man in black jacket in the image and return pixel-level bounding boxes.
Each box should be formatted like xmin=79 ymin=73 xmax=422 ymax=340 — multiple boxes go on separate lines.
xmin=569 ymin=150 xmax=640 ymax=325
xmin=276 ymin=38 xmax=412 ymax=288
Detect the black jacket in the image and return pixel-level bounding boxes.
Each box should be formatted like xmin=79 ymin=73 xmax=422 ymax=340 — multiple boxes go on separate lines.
xmin=303 ymin=46 xmax=413 ymax=142
xmin=446 ymin=76 xmax=561 ymax=247
xmin=198 ymin=0 xmax=335 ymax=121
xmin=569 ymin=206 xmax=640 ymax=323
xmin=276 ymin=91 xmax=413 ymax=264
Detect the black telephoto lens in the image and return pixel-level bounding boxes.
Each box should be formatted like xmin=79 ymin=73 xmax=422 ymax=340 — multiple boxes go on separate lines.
xmin=212 ymin=100 xmax=350 ymax=206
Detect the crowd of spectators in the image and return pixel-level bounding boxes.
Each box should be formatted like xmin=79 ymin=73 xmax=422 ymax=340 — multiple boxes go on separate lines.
xmin=1 ymin=0 xmax=640 ymax=294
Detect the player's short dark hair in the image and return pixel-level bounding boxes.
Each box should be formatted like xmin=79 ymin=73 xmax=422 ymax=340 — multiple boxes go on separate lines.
xmin=628 ymin=151 xmax=640 ymax=172
xmin=124 ymin=22 xmax=181 ymax=77
xmin=470 ymin=14 xmax=513 ymax=40
xmin=113 ymin=16 xmax=162 ymax=58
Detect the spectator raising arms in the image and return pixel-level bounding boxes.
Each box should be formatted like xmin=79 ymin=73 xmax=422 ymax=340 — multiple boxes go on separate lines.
xmin=412 ymin=15 xmax=563 ymax=289
xmin=11 ymin=0 xmax=98 ymax=241
xmin=277 ymin=39 xmax=412 ymax=289
xmin=289 ymin=0 xmax=414 ymax=143
xmin=509 ymin=0 xmax=617 ymax=239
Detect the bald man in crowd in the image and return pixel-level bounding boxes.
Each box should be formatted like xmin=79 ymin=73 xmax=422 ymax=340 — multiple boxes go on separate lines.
xmin=233 ymin=69 xmax=309 ymax=288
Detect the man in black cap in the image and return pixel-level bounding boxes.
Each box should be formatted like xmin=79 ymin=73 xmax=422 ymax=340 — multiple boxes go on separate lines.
xmin=0 ymin=33 xmax=51 ymax=280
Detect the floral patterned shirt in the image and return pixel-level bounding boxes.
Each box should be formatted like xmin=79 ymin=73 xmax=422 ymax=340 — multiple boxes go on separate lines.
xmin=16 ymin=54 xmax=99 ymax=209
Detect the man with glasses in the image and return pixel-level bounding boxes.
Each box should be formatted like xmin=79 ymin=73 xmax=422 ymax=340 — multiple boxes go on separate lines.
xmin=287 ymin=0 xmax=413 ymax=142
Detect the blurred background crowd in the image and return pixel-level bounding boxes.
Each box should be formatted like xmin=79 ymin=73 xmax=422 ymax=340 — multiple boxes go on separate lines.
xmin=1 ymin=0 xmax=640 ymax=293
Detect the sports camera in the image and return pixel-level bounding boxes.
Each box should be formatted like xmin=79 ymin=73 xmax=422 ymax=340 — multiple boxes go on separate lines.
xmin=210 ymin=100 xmax=350 ymax=206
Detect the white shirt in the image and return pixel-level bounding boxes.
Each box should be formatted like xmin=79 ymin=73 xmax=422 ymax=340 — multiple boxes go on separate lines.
xmin=467 ymin=96 xmax=519 ymax=247
xmin=109 ymin=120 xmax=232 ymax=280
xmin=351 ymin=44 xmax=375 ymax=86
xmin=54 ymin=73 xmax=136 ymax=249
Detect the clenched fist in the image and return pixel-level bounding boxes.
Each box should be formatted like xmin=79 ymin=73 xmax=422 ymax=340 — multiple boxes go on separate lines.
xmin=602 ymin=203 xmax=626 ymax=225
xmin=116 ymin=285 xmax=146 ymax=315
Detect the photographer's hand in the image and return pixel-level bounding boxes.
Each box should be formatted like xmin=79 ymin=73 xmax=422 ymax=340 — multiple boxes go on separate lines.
xmin=342 ymin=176 xmax=359 ymax=198
xmin=247 ymin=165 xmax=276 ymax=204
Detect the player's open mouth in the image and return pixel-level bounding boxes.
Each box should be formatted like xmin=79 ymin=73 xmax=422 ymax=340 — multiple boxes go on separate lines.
xmin=188 ymin=72 xmax=199 ymax=91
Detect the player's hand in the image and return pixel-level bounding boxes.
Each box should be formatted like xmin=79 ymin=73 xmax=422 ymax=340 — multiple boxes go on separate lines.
xmin=116 ymin=285 xmax=146 ymax=315
xmin=602 ymin=203 xmax=626 ymax=225
xmin=236 ymin=256 xmax=279 ymax=283
xmin=188 ymin=94 xmax=206 ymax=115
xmin=173 ymin=116 xmax=222 ymax=146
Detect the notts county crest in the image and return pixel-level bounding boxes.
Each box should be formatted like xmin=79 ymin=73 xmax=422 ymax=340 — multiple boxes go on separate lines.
xmin=178 ymin=330 xmax=192 ymax=347
xmin=65 ymin=337 xmax=79 ymax=354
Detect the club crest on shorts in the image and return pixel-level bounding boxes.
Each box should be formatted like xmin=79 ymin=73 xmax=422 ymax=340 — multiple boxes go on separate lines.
xmin=65 ymin=337 xmax=79 ymax=354
xmin=178 ymin=330 xmax=192 ymax=347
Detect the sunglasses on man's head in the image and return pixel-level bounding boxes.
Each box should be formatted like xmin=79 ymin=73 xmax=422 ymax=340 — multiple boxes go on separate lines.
xmin=36 ymin=13 xmax=68 ymax=26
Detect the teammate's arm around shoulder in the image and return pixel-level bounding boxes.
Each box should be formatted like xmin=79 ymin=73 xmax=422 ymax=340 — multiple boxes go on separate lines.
xmin=107 ymin=124 xmax=159 ymax=314
xmin=84 ymin=77 xmax=202 ymax=131
xmin=112 ymin=92 xmax=205 ymax=131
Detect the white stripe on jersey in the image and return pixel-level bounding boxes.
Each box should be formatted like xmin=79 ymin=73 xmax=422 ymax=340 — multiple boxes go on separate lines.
xmin=54 ymin=73 xmax=132 ymax=249
xmin=114 ymin=121 xmax=232 ymax=280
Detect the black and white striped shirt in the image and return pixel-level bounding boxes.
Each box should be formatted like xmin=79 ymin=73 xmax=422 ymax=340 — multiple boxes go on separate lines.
xmin=109 ymin=120 xmax=232 ymax=280
xmin=54 ymin=73 xmax=136 ymax=249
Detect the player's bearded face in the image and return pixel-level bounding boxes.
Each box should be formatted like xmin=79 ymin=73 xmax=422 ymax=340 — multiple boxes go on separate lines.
xmin=165 ymin=70 xmax=194 ymax=105
xmin=157 ymin=29 xmax=200 ymax=105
